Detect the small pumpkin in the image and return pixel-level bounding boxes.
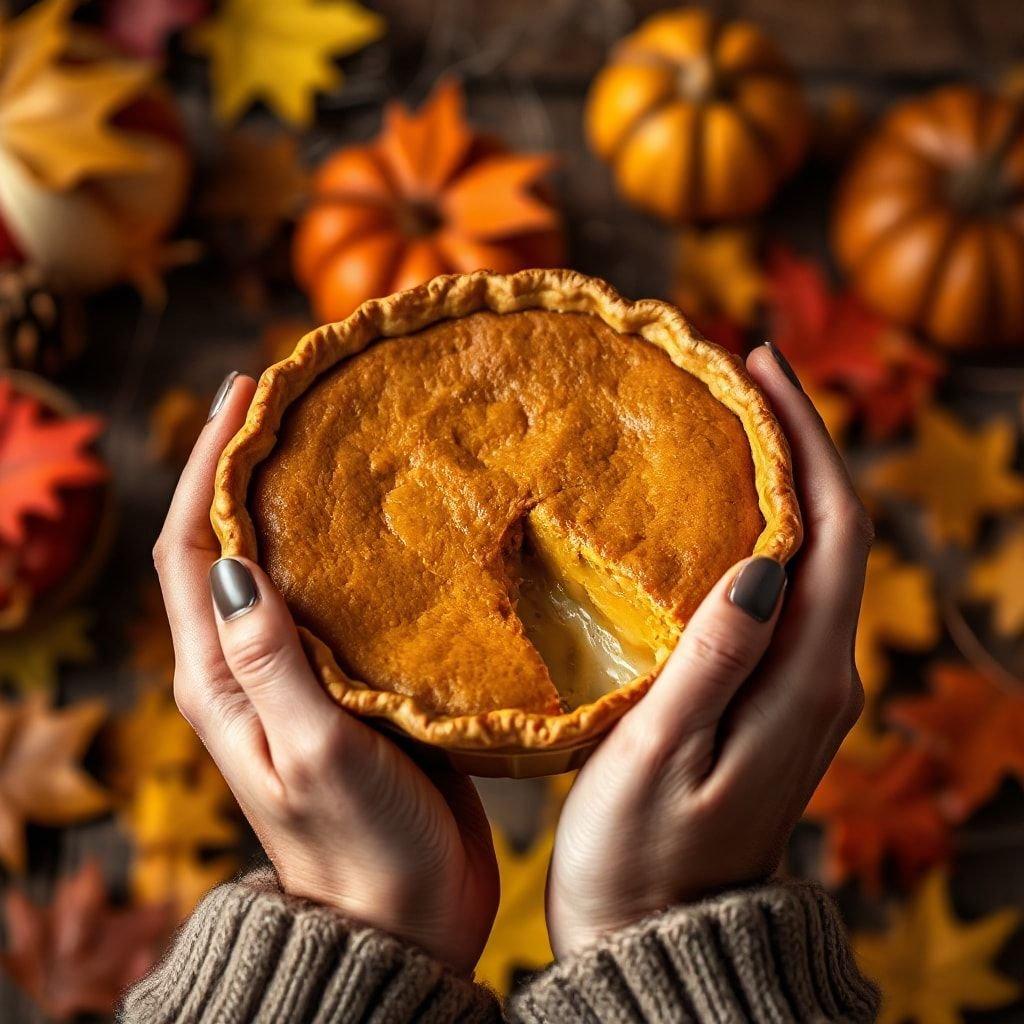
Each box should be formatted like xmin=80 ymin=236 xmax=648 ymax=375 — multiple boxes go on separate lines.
xmin=584 ymin=7 xmax=809 ymax=223
xmin=293 ymin=79 xmax=564 ymax=323
xmin=834 ymin=86 xmax=1024 ymax=351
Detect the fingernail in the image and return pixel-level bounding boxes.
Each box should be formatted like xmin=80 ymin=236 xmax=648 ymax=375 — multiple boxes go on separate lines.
xmin=764 ymin=343 xmax=803 ymax=393
xmin=729 ymin=557 xmax=786 ymax=622
xmin=210 ymin=558 xmax=259 ymax=620
xmin=207 ymin=371 xmax=239 ymax=420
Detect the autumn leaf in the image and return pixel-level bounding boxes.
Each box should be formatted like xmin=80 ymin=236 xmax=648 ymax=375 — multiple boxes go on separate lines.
xmin=0 ymin=859 xmax=170 ymax=1020
xmin=672 ymin=227 xmax=764 ymax=327
xmin=0 ymin=695 xmax=111 ymax=872
xmin=190 ymin=0 xmax=385 ymax=126
xmin=263 ymin=317 xmax=314 ymax=366
xmin=855 ymin=871 xmax=1022 ymax=1024
xmin=867 ymin=406 xmax=1024 ymax=547
xmin=132 ymin=848 xmax=237 ymax=919
xmin=0 ymin=608 xmax=93 ymax=693
xmin=767 ymin=247 xmax=944 ymax=439
xmin=129 ymin=580 xmax=175 ymax=686
xmin=148 ymin=387 xmax=207 ymax=468
xmin=0 ymin=0 xmax=156 ymax=191
xmin=0 ymin=378 xmax=107 ymax=546
xmin=856 ymin=544 xmax=939 ymax=699
xmin=805 ymin=742 xmax=950 ymax=895
xmin=967 ymin=524 xmax=1024 ymax=635
xmin=103 ymin=0 xmax=208 ymax=59
xmin=476 ymin=822 xmax=554 ymax=994
xmin=888 ymin=664 xmax=1024 ymax=823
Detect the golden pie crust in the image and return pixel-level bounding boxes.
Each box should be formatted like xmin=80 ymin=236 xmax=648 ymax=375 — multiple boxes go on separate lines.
xmin=212 ymin=269 xmax=801 ymax=751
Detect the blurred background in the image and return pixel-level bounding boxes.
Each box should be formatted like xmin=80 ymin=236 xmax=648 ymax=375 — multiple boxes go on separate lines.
xmin=0 ymin=0 xmax=1023 ymax=1020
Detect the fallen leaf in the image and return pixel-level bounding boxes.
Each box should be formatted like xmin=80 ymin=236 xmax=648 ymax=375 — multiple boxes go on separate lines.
xmin=867 ymin=406 xmax=1024 ymax=547
xmin=190 ymin=0 xmax=385 ymax=126
xmin=0 ymin=608 xmax=93 ymax=693
xmin=672 ymin=227 xmax=763 ymax=326
xmin=0 ymin=859 xmax=170 ymax=1020
xmin=132 ymin=848 xmax=237 ymax=919
xmin=888 ymin=664 xmax=1024 ymax=822
xmin=0 ymin=695 xmax=111 ymax=872
xmin=805 ymin=742 xmax=950 ymax=895
xmin=148 ymin=387 xmax=207 ymax=468
xmin=856 ymin=544 xmax=939 ymax=699
xmin=0 ymin=0 xmax=156 ymax=190
xmin=476 ymin=822 xmax=554 ymax=994
xmin=103 ymin=0 xmax=208 ymax=59
xmin=200 ymin=130 xmax=309 ymax=250
xmin=0 ymin=378 xmax=107 ymax=546
xmin=855 ymin=870 xmax=1022 ymax=1024
xmin=767 ymin=247 xmax=944 ymax=439
xmin=967 ymin=524 xmax=1024 ymax=635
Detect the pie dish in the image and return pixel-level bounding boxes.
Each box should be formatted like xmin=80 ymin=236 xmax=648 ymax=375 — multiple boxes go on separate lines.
xmin=212 ymin=269 xmax=801 ymax=775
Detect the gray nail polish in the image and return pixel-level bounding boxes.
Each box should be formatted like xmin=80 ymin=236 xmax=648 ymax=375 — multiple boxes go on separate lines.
xmin=764 ymin=343 xmax=803 ymax=393
xmin=729 ymin=557 xmax=786 ymax=622
xmin=210 ymin=558 xmax=259 ymax=620
xmin=207 ymin=371 xmax=239 ymax=421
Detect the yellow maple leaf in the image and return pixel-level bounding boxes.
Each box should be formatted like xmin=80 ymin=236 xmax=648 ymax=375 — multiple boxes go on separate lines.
xmin=0 ymin=608 xmax=93 ymax=693
xmin=132 ymin=847 xmax=238 ymax=919
xmin=476 ymin=821 xmax=554 ymax=995
xmin=0 ymin=0 xmax=155 ymax=191
xmin=148 ymin=388 xmax=208 ymax=468
xmin=191 ymin=0 xmax=385 ymax=126
xmin=867 ymin=407 xmax=1024 ymax=547
xmin=672 ymin=227 xmax=763 ymax=326
xmin=967 ymin=523 xmax=1024 ymax=636
xmin=856 ymin=544 xmax=939 ymax=699
xmin=856 ymin=870 xmax=1022 ymax=1024
xmin=806 ymin=383 xmax=852 ymax=447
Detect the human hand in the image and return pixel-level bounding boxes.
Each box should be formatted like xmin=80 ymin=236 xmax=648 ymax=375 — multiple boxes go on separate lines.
xmin=152 ymin=372 xmax=498 ymax=976
xmin=547 ymin=344 xmax=872 ymax=957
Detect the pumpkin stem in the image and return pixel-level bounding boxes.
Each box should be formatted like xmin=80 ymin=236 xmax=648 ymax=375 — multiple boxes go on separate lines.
xmin=395 ymin=200 xmax=444 ymax=238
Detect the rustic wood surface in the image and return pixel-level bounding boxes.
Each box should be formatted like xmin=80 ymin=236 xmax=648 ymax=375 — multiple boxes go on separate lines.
xmin=3 ymin=0 xmax=1024 ymax=1020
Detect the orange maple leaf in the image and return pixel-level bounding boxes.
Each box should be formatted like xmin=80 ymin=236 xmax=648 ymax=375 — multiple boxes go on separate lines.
xmin=888 ymin=664 xmax=1024 ymax=822
xmin=0 ymin=379 xmax=106 ymax=545
xmin=805 ymin=742 xmax=951 ymax=895
xmin=967 ymin=523 xmax=1024 ymax=635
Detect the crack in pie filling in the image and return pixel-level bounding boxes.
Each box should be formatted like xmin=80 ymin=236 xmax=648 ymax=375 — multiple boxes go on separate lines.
xmin=213 ymin=270 xmax=801 ymax=755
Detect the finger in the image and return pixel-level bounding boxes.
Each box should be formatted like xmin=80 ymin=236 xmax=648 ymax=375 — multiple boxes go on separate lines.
xmin=209 ymin=556 xmax=349 ymax=762
xmin=631 ymin=555 xmax=786 ymax=755
xmin=746 ymin=345 xmax=873 ymax=636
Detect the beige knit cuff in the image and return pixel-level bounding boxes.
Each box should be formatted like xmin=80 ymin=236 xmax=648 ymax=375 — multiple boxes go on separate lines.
xmin=507 ymin=879 xmax=880 ymax=1023
xmin=120 ymin=869 xmax=502 ymax=1024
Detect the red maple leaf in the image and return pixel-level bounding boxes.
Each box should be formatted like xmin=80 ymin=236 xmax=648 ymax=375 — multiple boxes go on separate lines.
xmin=888 ymin=664 xmax=1024 ymax=822
xmin=766 ymin=247 xmax=945 ymax=439
xmin=0 ymin=379 xmax=107 ymax=545
xmin=805 ymin=743 xmax=951 ymax=895
xmin=103 ymin=0 xmax=209 ymax=59
xmin=0 ymin=860 xmax=170 ymax=1020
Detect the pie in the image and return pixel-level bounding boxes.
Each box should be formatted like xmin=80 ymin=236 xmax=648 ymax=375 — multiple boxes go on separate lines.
xmin=212 ymin=269 xmax=801 ymax=753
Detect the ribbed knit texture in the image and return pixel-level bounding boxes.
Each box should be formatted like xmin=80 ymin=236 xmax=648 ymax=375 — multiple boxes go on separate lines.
xmin=506 ymin=880 xmax=880 ymax=1023
xmin=122 ymin=874 xmax=878 ymax=1023
xmin=119 ymin=869 xmax=502 ymax=1024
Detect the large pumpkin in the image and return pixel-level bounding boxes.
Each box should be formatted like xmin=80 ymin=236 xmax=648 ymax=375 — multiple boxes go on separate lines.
xmin=293 ymin=79 xmax=564 ymax=323
xmin=584 ymin=7 xmax=809 ymax=223
xmin=834 ymin=86 xmax=1024 ymax=351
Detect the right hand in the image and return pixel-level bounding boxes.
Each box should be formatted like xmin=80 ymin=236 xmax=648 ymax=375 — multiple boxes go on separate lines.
xmin=547 ymin=344 xmax=873 ymax=957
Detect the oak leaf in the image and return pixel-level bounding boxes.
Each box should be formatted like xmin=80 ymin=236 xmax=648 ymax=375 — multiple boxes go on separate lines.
xmin=855 ymin=870 xmax=1022 ymax=1024
xmin=0 ymin=859 xmax=170 ymax=1020
xmin=672 ymin=227 xmax=763 ymax=327
xmin=103 ymin=0 xmax=208 ymax=59
xmin=967 ymin=524 xmax=1024 ymax=635
xmin=805 ymin=742 xmax=950 ymax=895
xmin=867 ymin=406 xmax=1024 ymax=547
xmin=0 ymin=0 xmax=155 ymax=191
xmin=767 ymin=247 xmax=944 ymax=439
xmin=190 ymin=0 xmax=385 ymax=126
xmin=0 ymin=695 xmax=111 ymax=872
xmin=888 ymin=664 xmax=1024 ymax=822
xmin=0 ymin=608 xmax=93 ymax=693
xmin=0 ymin=378 xmax=107 ymax=546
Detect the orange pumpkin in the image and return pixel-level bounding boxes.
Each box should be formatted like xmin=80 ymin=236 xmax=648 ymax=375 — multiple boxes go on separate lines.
xmin=585 ymin=7 xmax=809 ymax=223
xmin=834 ymin=86 xmax=1024 ymax=351
xmin=293 ymin=79 xmax=564 ymax=322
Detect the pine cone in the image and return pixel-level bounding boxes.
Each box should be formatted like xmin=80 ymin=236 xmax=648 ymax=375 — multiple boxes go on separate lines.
xmin=0 ymin=264 xmax=84 ymax=377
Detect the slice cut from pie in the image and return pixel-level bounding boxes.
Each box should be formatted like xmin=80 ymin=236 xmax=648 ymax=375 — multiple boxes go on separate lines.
xmin=212 ymin=269 xmax=801 ymax=751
